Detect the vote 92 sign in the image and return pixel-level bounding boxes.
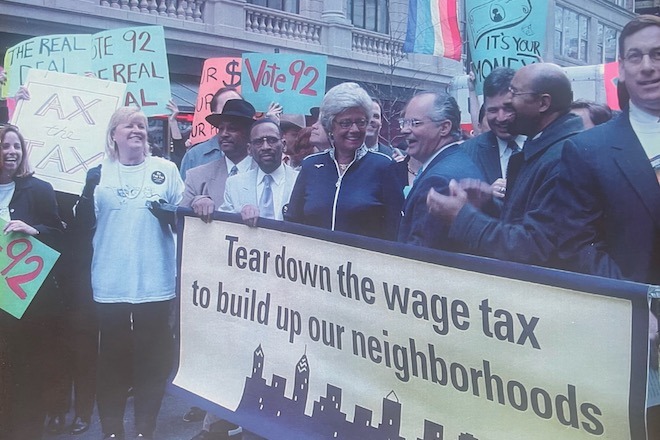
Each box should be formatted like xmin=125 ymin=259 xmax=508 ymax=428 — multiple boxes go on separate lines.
xmin=0 ymin=222 xmax=60 ymax=319
xmin=241 ymin=53 xmax=326 ymax=114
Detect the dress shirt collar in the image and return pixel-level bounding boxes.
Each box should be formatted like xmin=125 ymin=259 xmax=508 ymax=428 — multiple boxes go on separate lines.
xmin=496 ymin=135 xmax=526 ymax=157
xmin=257 ymin=164 xmax=286 ymax=186
xmin=226 ymin=156 xmax=253 ymax=175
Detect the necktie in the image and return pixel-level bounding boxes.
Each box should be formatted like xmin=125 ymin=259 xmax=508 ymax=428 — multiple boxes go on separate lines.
xmin=229 ymin=165 xmax=238 ymax=177
xmin=506 ymin=143 xmax=525 ymax=187
xmin=503 ymin=140 xmax=521 ymax=178
xmin=259 ymin=174 xmax=275 ymax=219
xmin=507 ymin=139 xmax=521 ymax=153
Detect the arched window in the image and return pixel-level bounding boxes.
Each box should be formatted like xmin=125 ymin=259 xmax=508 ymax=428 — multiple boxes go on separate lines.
xmin=348 ymin=0 xmax=389 ymax=34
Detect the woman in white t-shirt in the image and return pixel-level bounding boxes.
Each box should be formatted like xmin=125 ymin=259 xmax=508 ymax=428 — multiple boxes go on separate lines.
xmin=76 ymin=107 xmax=184 ymax=440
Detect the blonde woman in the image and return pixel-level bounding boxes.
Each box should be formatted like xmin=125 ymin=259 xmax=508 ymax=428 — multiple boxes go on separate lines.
xmin=76 ymin=107 xmax=184 ymax=440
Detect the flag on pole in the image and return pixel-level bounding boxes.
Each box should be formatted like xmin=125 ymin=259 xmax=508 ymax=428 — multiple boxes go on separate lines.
xmin=403 ymin=0 xmax=462 ymax=60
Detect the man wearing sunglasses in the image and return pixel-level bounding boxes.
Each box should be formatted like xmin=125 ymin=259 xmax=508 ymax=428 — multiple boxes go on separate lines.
xmin=220 ymin=118 xmax=299 ymax=226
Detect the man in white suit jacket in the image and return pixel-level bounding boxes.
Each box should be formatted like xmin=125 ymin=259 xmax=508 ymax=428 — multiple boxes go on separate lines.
xmin=221 ymin=118 xmax=299 ymax=225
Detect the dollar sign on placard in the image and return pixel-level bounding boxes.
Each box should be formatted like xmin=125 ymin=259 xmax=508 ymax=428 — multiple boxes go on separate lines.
xmin=224 ymin=60 xmax=241 ymax=87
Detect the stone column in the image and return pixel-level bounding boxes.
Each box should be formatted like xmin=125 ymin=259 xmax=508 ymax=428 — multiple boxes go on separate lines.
xmin=321 ymin=0 xmax=348 ymax=24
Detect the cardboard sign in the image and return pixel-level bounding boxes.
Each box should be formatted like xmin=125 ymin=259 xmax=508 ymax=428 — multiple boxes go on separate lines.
xmin=92 ymin=26 xmax=171 ymax=116
xmin=0 ymin=219 xmax=61 ymax=319
xmin=466 ymin=0 xmax=548 ymax=93
xmin=172 ymin=214 xmax=647 ymax=440
xmin=241 ymin=53 xmax=326 ymax=114
xmin=11 ymin=69 xmax=126 ymax=195
xmin=2 ymin=34 xmax=92 ymax=98
xmin=189 ymin=57 xmax=242 ymax=145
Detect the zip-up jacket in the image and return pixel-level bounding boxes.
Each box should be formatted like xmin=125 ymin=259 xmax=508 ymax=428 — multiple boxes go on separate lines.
xmin=285 ymin=146 xmax=404 ymax=241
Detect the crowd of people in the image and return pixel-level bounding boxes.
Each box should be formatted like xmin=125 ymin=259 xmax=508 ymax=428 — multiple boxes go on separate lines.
xmin=0 ymin=13 xmax=658 ymax=440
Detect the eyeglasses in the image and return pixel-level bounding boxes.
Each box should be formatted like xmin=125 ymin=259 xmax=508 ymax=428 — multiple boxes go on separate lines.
xmin=334 ymin=118 xmax=368 ymax=129
xmin=508 ymin=86 xmax=539 ymax=97
xmin=250 ymin=136 xmax=281 ymax=147
xmin=398 ymin=118 xmax=426 ymax=129
xmin=622 ymin=48 xmax=660 ymax=65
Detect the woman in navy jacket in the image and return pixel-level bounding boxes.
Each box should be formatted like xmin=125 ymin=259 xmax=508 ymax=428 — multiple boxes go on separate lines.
xmin=0 ymin=124 xmax=64 ymax=440
xmin=285 ymin=83 xmax=403 ymax=240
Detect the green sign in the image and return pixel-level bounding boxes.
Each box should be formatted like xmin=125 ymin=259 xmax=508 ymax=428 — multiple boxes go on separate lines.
xmin=0 ymin=220 xmax=61 ymax=319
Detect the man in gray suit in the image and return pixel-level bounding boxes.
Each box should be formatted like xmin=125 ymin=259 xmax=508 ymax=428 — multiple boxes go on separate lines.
xmin=221 ymin=118 xmax=298 ymax=225
xmin=180 ymin=99 xmax=256 ymax=222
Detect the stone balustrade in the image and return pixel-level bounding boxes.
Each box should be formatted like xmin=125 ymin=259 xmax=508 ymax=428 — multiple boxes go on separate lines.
xmin=352 ymin=29 xmax=405 ymax=59
xmin=245 ymin=5 xmax=322 ymax=44
xmin=100 ymin=0 xmax=205 ymax=22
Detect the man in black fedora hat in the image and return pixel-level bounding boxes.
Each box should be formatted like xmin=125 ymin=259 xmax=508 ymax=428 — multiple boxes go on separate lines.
xmin=180 ymin=99 xmax=257 ymax=223
xmin=181 ymin=101 xmax=257 ymax=439
xmin=179 ymin=87 xmax=243 ymax=180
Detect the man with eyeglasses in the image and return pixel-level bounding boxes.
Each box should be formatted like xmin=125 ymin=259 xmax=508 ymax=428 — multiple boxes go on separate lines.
xmin=396 ymin=91 xmax=483 ymax=249
xmin=425 ymin=62 xmax=583 ymax=266
xmin=548 ymin=16 xmax=660 ymax=437
xmin=461 ymin=68 xmax=525 ymax=198
xmin=220 ymin=118 xmax=298 ymax=225
xmin=180 ymin=99 xmax=256 ymax=224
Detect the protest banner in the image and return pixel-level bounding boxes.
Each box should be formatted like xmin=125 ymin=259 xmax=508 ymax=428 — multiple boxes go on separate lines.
xmin=11 ymin=69 xmax=126 ymax=195
xmin=92 ymin=26 xmax=171 ymax=116
xmin=2 ymin=34 xmax=92 ymax=98
xmin=189 ymin=57 xmax=242 ymax=145
xmin=604 ymin=62 xmax=621 ymax=111
xmin=466 ymin=0 xmax=548 ymax=93
xmin=172 ymin=213 xmax=647 ymax=440
xmin=0 ymin=219 xmax=60 ymax=319
xmin=241 ymin=53 xmax=326 ymax=114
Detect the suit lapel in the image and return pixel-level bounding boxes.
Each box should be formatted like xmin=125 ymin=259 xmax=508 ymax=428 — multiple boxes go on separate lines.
xmin=612 ymin=116 xmax=660 ymax=229
xmin=404 ymin=144 xmax=459 ymax=210
xmin=206 ymin=157 xmax=229 ymax=203
xmin=247 ymin=170 xmax=258 ymax=207
xmin=210 ymin=157 xmax=228 ymax=185
xmin=480 ymin=133 xmax=502 ymax=182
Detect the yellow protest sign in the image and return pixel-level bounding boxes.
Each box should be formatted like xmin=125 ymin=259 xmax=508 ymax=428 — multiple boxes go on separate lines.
xmin=11 ymin=69 xmax=126 ymax=195
xmin=173 ymin=215 xmax=647 ymax=440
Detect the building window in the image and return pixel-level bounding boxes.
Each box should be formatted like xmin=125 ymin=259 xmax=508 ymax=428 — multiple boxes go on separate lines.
xmin=597 ymin=23 xmax=619 ymax=63
xmin=247 ymin=0 xmax=299 ymax=14
xmin=348 ymin=0 xmax=389 ymax=34
xmin=554 ymin=5 xmax=589 ymax=62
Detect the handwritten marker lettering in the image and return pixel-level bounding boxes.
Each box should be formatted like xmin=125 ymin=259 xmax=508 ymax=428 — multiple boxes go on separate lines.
xmin=0 ymin=238 xmax=45 ymax=300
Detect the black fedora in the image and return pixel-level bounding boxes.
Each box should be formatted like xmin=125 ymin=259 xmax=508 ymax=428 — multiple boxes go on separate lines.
xmin=206 ymin=99 xmax=256 ymax=127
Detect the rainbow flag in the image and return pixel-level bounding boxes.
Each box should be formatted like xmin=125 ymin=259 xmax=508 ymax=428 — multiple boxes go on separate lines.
xmin=403 ymin=0 xmax=462 ymax=60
